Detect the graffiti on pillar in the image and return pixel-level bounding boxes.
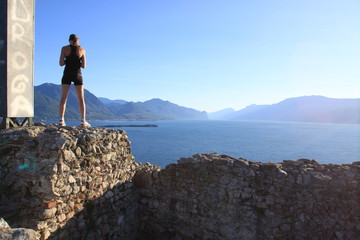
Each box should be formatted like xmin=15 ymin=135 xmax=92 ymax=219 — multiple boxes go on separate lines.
xmin=0 ymin=0 xmax=6 ymax=113
xmin=7 ymin=0 xmax=34 ymax=117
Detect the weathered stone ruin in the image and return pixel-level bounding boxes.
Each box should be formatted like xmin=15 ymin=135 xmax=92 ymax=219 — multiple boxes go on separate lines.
xmin=0 ymin=125 xmax=142 ymax=239
xmin=136 ymin=154 xmax=360 ymax=239
xmin=0 ymin=125 xmax=359 ymax=239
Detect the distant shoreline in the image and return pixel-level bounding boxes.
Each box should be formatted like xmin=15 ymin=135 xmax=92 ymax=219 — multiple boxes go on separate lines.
xmin=101 ymin=124 xmax=158 ymax=128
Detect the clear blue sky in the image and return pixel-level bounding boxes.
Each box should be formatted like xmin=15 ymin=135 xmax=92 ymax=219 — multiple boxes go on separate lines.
xmin=34 ymin=0 xmax=360 ymax=112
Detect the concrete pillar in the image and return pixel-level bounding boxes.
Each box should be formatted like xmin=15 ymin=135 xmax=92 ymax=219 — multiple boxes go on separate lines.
xmin=0 ymin=0 xmax=35 ymax=128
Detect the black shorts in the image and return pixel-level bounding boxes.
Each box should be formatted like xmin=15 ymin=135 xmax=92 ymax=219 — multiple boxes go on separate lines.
xmin=61 ymin=73 xmax=83 ymax=85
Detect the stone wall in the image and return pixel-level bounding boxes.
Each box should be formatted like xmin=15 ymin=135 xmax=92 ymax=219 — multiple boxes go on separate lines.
xmin=0 ymin=125 xmax=142 ymax=239
xmin=1 ymin=126 xmax=359 ymax=240
xmin=135 ymin=153 xmax=360 ymax=240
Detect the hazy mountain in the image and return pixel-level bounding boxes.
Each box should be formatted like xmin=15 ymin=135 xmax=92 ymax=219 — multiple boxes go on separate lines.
xmin=34 ymin=83 xmax=208 ymax=121
xmin=35 ymin=85 xmax=357 ymax=123
xmin=208 ymin=108 xmax=235 ymax=120
xmin=103 ymin=98 xmax=208 ymax=121
xmin=98 ymin=97 xmax=127 ymax=105
xmin=34 ymin=83 xmax=116 ymax=121
xmin=214 ymin=96 xmax=360 ymax=124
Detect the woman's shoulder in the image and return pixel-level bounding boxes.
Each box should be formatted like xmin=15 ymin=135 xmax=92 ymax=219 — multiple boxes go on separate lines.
xmin=62 ymin=45 xmax=71 ymax=51
xmin=78 ymin=46 xmax=86 ymax=54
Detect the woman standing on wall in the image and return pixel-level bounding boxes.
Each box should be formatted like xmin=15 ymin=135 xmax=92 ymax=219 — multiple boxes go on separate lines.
xmin=58 ymin=34 xmax=90 ymax=127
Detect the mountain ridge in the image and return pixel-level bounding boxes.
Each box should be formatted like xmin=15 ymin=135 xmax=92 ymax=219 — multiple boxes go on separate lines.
xmin=33 ymin=84 xmax=359 ymax=124
xmin=210 ymin=95 xmax=360 ymax=124
xmin=34 ymin=83 xmax=208 ymax=121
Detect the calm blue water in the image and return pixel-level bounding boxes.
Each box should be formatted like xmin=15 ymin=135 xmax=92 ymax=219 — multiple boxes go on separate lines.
xmin=84 ymin=120 xmax=360 ymax=168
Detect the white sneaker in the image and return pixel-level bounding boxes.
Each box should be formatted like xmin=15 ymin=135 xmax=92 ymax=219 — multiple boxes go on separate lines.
xmin=58 ymin=120 xmax=66 ymax=126
xmin=80 ymin=121 xmax=91 ymax=127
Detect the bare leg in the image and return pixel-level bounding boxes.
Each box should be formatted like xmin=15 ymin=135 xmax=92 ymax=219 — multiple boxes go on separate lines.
xmin=59 ymin=84 xmax=71 ymax=120
xmin=74 ymin=84 xmax=86 ymax=121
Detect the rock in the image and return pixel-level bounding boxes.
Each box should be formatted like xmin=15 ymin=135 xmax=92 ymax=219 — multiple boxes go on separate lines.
xmin=302 ymin=173 xmax=311 ymax=185
xmin=133 ymin=170 xmax=153 ymax=189
xmin=1 ymin=127 xmax=359 ymax=240
xmin=356 ymin=224 xmax=360 ymax=231
xmin=0 ymin=126 xmax=140 ymax=239
xmin=280 ymin=223 xmax=291 ymax=232
xmin=0 ymin=228 xmax=38 ymax=240
xmin=0 ymin=218 xmax=37 ymax=239
xmin=68 ymin=175 xmax=76 ymax=183
xmin=41 ymin=229 xmax=51 ymax=239
xmin=41 ymin=208 xmax=57 ymax=219
xmin=0 ymin=218 xmax=10 ymax=229
xmin=247 ymin=169 xmax=256 ymax=177
xmin=335 ymin=231 xmax=343 ymax=239
xmin=136 ymin=153 xmax=360 ymax=240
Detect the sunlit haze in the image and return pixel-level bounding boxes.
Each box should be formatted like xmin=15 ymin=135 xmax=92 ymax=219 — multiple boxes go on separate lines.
xmin=34 ymin=0 xmax=360 ymax=112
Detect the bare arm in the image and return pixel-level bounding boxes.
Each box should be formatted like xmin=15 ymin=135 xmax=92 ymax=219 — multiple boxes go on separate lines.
xmin=81 ymin=49 xmax=86 ymax=68
xmin=59 ymin=47 xmax=66 ymax=66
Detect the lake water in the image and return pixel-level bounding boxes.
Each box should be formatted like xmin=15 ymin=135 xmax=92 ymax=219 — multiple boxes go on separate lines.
xmin=84 ymin=120 xmax=360 ymax=168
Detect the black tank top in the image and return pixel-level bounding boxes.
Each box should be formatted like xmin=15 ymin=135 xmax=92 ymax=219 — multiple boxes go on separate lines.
xmin=64 ymin=45 xmax=82 ymax=74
